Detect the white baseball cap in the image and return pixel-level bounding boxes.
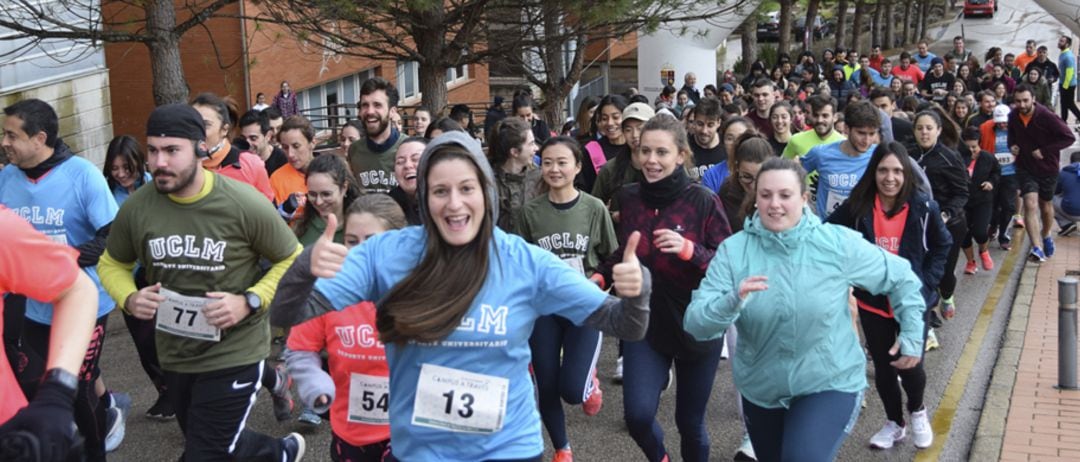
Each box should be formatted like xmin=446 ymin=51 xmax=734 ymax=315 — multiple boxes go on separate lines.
xmin=993 ymin=104 xmax=1010 ymax=123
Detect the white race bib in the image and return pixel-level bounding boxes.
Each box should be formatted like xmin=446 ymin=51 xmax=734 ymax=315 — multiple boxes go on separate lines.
xmin=348 ymin=373 xmax=390 ymax=424
xmin=562 ymin=256 xmax=585 ymax=275
xmin=411 ymin=364 xmax=509 ymax=434
xmin=155 ymin=288 xmax=221 ymax=342
xmin=995 ymin=152 xmax=1015 ymax=165
xmin=826 ymin=190 xmax=849 ymax=216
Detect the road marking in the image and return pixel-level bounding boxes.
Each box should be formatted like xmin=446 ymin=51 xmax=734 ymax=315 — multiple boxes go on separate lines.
xmin=915 ymin=231 xmax=1022 ymax=462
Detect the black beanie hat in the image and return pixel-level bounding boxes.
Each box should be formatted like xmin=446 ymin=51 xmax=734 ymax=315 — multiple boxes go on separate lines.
xmin=146 ymin=104 xmax=207 ymax=154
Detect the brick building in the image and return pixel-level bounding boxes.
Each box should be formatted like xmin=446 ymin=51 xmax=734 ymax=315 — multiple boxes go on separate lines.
xmin=105 ymin=1 xmax=490 ymax=140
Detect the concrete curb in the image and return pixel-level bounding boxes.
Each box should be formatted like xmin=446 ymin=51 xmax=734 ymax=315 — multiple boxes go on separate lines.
xmin=970 ymin=245 xmax=1038 ymax=460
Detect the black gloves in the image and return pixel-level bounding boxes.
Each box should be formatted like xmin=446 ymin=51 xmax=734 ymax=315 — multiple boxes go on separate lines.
xmin=0 ymin=373 xmax=78 ymax=462
xmin=282 ymin=194 xmax=300 ymax=214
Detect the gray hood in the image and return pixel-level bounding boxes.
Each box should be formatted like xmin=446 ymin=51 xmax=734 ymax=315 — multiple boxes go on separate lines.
xmin=416 ymin=131 xmax=500 ymax=227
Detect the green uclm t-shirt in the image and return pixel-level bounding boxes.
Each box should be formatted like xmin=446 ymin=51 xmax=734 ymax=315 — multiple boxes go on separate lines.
xmin=516 ymin=191 xmax=617 ymax=276
xmin=106 ymin=172 xmax=299 ymax=373
xmin=348 ymin=136 xmax=404 ymax=194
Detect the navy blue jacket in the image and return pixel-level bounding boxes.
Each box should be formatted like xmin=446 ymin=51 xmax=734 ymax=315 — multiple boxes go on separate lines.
xmin=828 ymin=192 xmax=953 ymax=315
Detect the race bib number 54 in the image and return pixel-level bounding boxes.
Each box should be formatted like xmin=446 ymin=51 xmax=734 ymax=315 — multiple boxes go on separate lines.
xmin=155 ymin=288 xmax=221 ymax=342
xmin=411 ymin=364 xmax=509 ymax=434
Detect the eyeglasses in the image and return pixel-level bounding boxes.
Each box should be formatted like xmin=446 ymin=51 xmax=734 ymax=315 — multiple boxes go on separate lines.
xmin=738 ymin=173 xmax=756 ymax=184
xmin=306 ymin=190 xmax=338 ymax=202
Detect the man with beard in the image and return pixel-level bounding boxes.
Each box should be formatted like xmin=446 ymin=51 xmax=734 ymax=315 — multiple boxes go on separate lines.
xmin=688 ymin=97 xmax=726 ymax=180
xmin=98 ymin=103 xmax=306 ymax=461
xmin=349 ymin=78 xmax=404 ymax=194
xmin=1028 ymin=45 xmax=1060 ymax=85
xmin=1058 ymin=36 xmax=1080 ymax=124
xmin=1007 ymin=85 xmax=1076 ymax=261
xmin=0 ymin=98 xmax=123 ymax=460
xmin=782 ymin=95 xmax=845 ymax=160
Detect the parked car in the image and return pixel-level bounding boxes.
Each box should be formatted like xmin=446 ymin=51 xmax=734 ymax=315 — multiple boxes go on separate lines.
xmin=963 ymin=0 xmax=997 ymax=18
xmin=794 ymin=16 xmax=826 ymax=40
xmin=756 ymin=11 xmax=780 ymax=41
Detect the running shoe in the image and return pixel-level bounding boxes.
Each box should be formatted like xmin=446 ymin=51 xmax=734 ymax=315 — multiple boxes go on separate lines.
xmin=662 ymin=367 xmax=673 ymax=392
xmin=734 ymin=433 xmax=757 ymax=461
xmin=281 ymin=433 xmax=306 ymax=462
xmin=869 ymin=420 xmax=907 ymax=449
xmin=999 ymin=233 xmax=1012 ymax=250
xmin=911 ymin=408 xmax=933 ymax=449
xmin=928 ymin=309 xmax=943 ymax=328
xmin=271 ymin=365 xmax=295 ymax=422
xmin=582 ymin=373 xmax=603 ymax=417
xmin=1044 ymin=237 xmax=1055 ymax=257
xmin=553 ymin=448 xmax=573 ymax=462
xmin=612 ymin=356 xmax=623 ymax=384
xmin=980 ymin=251 xmax=994 ymax=271
xmin=720 ymin=340 xmax=729 ymax=360
xmin=297 ymin=408 xmax=322 ymax=426
xmin=925 ymin=329 xmax=940 ymax=351
xmin=941 ymin=296 xmax=956 ymax=320
xmin=964 ymin=260 xmax=977 ymax=275
xmin=146 ymin=392 xmax=175 ymax=420
xmin=1014 ymin=215 xmax=1024 ymax=228
xmin=104 ymin=407 xmax=125 ymax=453
xmin=1030 ymin=247 xmax=1047 ymax=263
xmin=1060 ymin=222 xmax=1077 ymax=236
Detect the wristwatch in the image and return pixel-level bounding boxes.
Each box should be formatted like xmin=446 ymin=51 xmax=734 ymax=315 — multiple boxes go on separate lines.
xmin=245 ymin=291 xmax=262 ymax=313
xmin=42 ymin=368 xmax=78 ymax=397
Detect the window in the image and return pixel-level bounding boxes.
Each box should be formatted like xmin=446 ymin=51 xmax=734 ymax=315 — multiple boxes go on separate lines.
xmin=296 ymin=68 xmax=375 ymax=128
xmin=446 ymin=64 xmax=469 ymax=84
xmin=397 ymin=61 xmax=420 ymax=101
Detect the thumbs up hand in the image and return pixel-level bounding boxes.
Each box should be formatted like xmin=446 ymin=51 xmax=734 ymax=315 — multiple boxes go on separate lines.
xmin=612 ymin=231 xmax=644 ymax=298
xmin=310 ymin=214 xmax=349 ymax=278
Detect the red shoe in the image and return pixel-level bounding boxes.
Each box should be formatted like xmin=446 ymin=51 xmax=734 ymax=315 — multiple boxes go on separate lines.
xmin=552 ymin=448 xmax=573 ymax=462
xmin=1014 ymin=216 xmax=1025 ymax=228
xmin=980 ymin=251 xmax=994 ymax=270
xmin=964 ymin=260 xmax=977 ymax=275
xmin=582 ymin=374 xmax=603 ymax=416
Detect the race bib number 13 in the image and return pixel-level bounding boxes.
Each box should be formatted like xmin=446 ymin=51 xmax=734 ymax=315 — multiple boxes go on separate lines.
xmin=411 ymin=364 xmax=509 ymax=434
xmin=155 ymin=288 xmax=221 ymax=342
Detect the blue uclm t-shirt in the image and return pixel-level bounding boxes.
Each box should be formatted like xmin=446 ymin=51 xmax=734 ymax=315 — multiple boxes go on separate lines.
xmin=801 ymin=140 xmax=876 ymax=218
xmin=0 ymin=156 xmax=119 ymax=323
xmin=315 ymin=226 xmax=609 ymax=461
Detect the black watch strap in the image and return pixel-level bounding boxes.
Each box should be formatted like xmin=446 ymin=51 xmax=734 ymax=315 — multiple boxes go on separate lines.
xmin=42 ymin=368 xmax=79 ymax=396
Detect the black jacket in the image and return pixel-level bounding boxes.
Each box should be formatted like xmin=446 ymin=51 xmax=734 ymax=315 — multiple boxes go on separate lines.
xmin=960 ymin=149 xmax=1001 ymax=206
xmin=913 ymin=142 xmax=970 ymax=221
xmin=828 ymin=192 xmax=953 ymax=314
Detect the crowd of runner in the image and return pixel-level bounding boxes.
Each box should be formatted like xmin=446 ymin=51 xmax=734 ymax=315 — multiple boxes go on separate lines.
xmin=1 ymin=30 xmax=1080 ymax=462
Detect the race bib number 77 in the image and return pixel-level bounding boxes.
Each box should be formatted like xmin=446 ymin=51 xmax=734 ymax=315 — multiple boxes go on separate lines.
xmin=411 ymin=364 xmax=509 ymax=434
xmin=155 ymin=288 xmax=221 ymax=342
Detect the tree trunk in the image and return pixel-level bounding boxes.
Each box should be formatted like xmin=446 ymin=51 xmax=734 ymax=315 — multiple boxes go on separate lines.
xmin=418 ymin=63 xmax=449 ymax=115
xmin=778 ymin=0 xmax=794 ymax=56
xmin=918 ymin=0 xmax=929 ymax=41
xmin=412 ymin=6 xmax=450 ymax=113
xmin=871 ymin=0 xmax=882 ymax=49
xmin=144 ymin=0 xmax=188 ymax=105
xmin=740 ymin=16 xmax=758 ymax=73
xmin=851 ymin=0 xmax=865 ymax=52
xmin=803 ymin=0 xmax=821 ymax=51
xmin=884 ymin=0 xmax=895 ymax=49
xmin=902 ymin=1 xmax=912 ymax=44
xmin=834 ymin=0 xmax=849 ymax=50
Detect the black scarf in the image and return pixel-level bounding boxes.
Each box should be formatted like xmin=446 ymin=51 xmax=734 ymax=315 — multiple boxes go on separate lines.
xmin=20 ymin=139 xmax=74 ymax=180
xmin=640 ymin=167 xmax=691 ymax=210
xmin=366 ymin=126 xmax=400 ymax=153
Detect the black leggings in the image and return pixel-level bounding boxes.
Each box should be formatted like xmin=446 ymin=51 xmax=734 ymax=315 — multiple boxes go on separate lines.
xmin=19 ymin=316 xmax=110 ymax=462
xmin=991 ymin=175 xmax=1018 ymax=242
xmin=962 ymin=201 xmax=994 ymax=248
xmin=859 ymin=309 xmax=928 ymax=426
xmin=331 ymin=432 xmax=388 ymax=462
xmin=1062 ymin=85 xmax=1080 ymax=123
xmin=940 ymin=216 xmax=968 ymax=300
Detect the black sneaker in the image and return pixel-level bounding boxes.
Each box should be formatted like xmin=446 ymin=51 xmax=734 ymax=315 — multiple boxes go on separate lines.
xmin=1060 ymin=222 xmax=1077 ymax=237
xmin=928 ymin=309 xmax=943 ymax=328
xmin=281 ymin=433 xmax=305 ymax=462
xmin=146 ymin=393 xmax=175 ymax=420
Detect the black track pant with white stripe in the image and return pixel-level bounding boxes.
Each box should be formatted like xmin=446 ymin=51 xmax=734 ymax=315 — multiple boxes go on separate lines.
xmin=165 ymin=361 xmax=283 ymax=461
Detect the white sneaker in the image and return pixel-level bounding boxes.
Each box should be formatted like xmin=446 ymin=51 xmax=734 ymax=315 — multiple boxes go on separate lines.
xmin=721 ymin=341 xmax=729 ymax=359
xmin=612 ymin=356 xmax=623 ymax=383
xmin=734 ymin=433 xmax=757 ymax=461
xmin=869 ymin=420 xmax=906 ymax=449
xmin=910 ymin=408 xmax=933 ymax=449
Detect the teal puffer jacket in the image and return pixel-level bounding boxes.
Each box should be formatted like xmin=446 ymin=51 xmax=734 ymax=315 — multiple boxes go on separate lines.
xmin=684 ymin=207 xmax=925 ymax=409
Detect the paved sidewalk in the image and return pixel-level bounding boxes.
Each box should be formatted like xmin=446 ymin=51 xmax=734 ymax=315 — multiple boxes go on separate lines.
xmin=997 ymin=231 xmax=1080 ymax=461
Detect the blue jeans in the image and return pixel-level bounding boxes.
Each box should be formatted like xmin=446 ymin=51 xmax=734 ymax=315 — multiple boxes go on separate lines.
xmin=622 ymin=339 xmax=723 ymax=462
xmin=528 ymin=314 xmax=602 ymax=449
xmin=742 ymin=390 xmax=862 ymax=462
